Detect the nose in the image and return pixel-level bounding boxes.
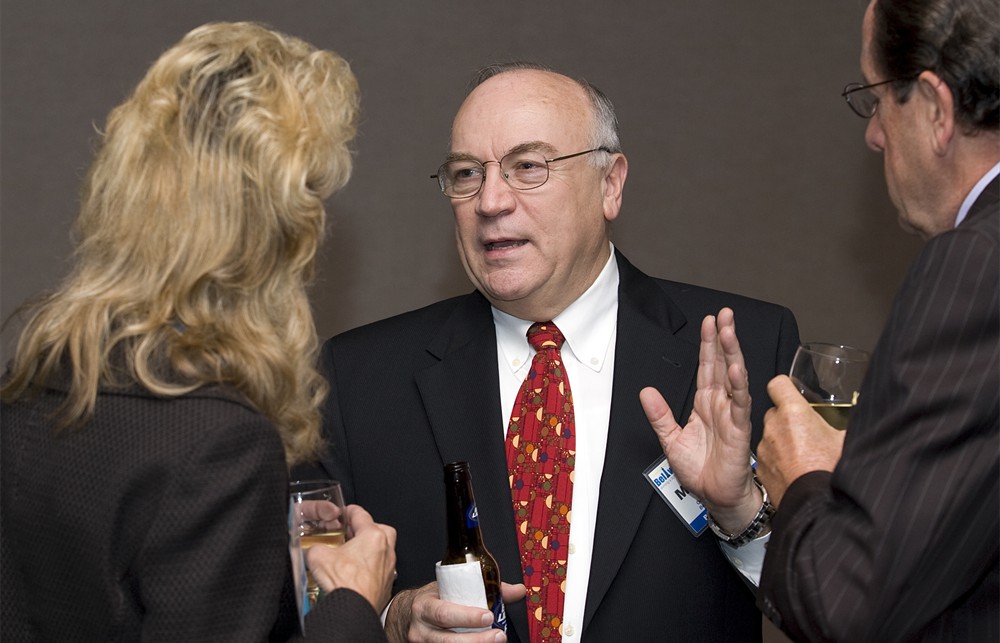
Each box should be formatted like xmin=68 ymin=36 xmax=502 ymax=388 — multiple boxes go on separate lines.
xmin=475 ymin=160 xmax=516 ymax=217
xmin=865 ymin=115 xmax=885 ymax=152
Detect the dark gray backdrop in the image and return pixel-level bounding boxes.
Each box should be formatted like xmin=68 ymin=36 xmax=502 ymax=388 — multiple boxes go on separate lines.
xmin=1 ymin=0 xmax=922 ymax=364
xmin=0 ymin=2 xmax=925 ymax=639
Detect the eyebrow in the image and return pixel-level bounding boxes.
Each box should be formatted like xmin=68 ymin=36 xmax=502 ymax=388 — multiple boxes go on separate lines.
xmin=444 ymin=140 xmax=559 ymax=163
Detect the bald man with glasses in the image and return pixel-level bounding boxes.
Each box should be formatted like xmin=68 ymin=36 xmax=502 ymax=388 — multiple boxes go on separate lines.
xmin=296 ymin=61 xmax=800 ymax=643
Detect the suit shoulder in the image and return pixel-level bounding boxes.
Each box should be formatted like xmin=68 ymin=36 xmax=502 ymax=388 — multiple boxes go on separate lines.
xmin=97 ymin=383 xmax=270 ymax=430
xmin=913 ymin=207 xmax=999 ymax=283
xmin=654 ymin=278 xmax=794 ymax=318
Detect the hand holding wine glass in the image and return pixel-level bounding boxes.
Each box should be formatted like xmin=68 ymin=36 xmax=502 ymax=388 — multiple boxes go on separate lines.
xmin=289 ymin=480 xmax=347 ymax=611
xmin=305 ymin=505 xmax=397 ymax=614
xmin=788 ymin=343 xmax=870 ymax=429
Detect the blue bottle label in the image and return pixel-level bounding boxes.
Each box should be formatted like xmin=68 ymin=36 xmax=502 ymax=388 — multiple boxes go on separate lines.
xmin=466 ymin=502 xmax=479 ymax=529
xmin=490 ymin=593 xmax=508 ymax=632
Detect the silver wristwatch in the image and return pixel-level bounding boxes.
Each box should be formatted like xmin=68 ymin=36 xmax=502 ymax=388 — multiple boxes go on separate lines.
xmin=707 ymin=476 xmax=775 ymax=547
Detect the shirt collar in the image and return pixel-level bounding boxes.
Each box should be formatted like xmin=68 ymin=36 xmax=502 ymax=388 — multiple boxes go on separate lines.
xmin=955 ymin=161 xmax=1000 ymax=228
xmin=493 ymin=243 xmax=620 ymax=375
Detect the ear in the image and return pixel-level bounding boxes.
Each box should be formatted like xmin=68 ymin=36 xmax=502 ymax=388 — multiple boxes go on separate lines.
xmin=916 ymin=70 xmax=955 ymax=156
xmin=602 ymin=153 xmax=628 ymax=222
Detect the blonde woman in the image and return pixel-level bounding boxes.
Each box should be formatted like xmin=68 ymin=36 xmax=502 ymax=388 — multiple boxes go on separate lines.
xmin=1 ymin=22 xmax=394 ymax=642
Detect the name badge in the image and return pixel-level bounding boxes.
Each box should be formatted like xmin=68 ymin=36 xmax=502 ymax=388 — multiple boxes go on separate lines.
xmin=643 ymin=455 xmax=708 ymax=536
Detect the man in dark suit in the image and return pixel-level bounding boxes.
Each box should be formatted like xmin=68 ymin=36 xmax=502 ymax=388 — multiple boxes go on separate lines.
xmin=298 ymin=61 xmax=800 ymax=642
xmin=648 ymin=0 xmax=998 ymax=640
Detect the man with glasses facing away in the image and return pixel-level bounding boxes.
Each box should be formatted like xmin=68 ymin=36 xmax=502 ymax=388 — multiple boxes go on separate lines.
xmin=296 ymin=60 xmax=801 ymax=642
xmin=644 ymin=0 xmax=999 ymax=640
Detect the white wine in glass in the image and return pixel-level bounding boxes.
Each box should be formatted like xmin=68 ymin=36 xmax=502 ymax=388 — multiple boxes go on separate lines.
xmin=789 ymin=343 xmax=870 ymax=430
xmin=289 ymin=480 xmax=347 ymax=611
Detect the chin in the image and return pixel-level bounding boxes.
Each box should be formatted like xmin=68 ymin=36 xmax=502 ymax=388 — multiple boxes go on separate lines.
xmin=477 ymin=266 xmax=533 ymax=298
xmin=483 ymin=286 xmax=530 ymax=305
xmin=897 ymin=212 xmax=942 ymax=240
xmin=896 ymin=215 xmax=920 ymax=236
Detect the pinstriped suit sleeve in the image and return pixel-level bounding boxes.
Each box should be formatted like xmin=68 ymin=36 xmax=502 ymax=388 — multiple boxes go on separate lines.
xmin=759 ymin=196 xmax=1000 ymax=642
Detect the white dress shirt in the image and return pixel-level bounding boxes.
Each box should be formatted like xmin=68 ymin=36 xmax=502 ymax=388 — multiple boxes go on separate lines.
xmin=492 ymin=244 xmax=767 ymax=639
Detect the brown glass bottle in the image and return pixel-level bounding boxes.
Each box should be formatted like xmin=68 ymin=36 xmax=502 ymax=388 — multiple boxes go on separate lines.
xmin=441 ymin=461 xmax=507 ymax=632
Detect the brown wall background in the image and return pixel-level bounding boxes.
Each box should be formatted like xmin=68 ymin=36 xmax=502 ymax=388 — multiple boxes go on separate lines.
xmin=1 ymin=0 xmax=923 ymax=364
xmin=0 ymin=2 xmax=926 ymax=639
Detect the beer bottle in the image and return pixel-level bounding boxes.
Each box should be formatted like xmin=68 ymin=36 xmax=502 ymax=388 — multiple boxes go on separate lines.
xmin=437 ymin=461 xmax=507 ymax=633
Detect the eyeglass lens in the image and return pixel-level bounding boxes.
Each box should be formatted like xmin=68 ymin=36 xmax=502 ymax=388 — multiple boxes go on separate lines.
xmin=845 ymin=84 xmax=878 ymax=118
xmin=437 ymin=150 xmax=551 ymax=197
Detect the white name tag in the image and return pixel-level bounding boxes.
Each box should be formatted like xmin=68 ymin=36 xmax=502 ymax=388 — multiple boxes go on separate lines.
xmin=643 ymin=455 xmax=708 ymax=536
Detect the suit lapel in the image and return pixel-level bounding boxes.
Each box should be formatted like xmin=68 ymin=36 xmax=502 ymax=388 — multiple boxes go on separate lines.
xmin=413 ymin=294 xmax=531 ymax=643
xmin=583 ymin=253 xmax=700 ymax=631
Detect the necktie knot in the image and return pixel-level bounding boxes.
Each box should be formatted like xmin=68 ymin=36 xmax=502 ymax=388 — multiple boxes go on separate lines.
xmin=527 ymin=321 xmax=565 ymax=352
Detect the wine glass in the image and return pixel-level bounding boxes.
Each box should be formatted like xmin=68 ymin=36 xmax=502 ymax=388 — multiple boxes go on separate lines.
xmin=789 ymin=343 xmax=870 ymax=429
xmin=289 ymin=480 xmax=347 ymax=612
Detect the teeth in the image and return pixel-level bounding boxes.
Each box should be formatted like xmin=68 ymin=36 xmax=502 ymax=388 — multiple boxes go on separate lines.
xmin=486 ymin=240 xmax=526 ymax=251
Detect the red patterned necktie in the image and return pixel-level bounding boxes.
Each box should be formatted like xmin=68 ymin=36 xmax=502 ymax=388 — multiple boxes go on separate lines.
xmin=505 ymin=322 xmax=575 ymax=642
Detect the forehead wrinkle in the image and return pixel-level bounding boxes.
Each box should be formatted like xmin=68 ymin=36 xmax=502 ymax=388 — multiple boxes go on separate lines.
xmin=446 ymin=140 xmax=558 ymax=164
xmin=508 ymin=140 xmax=557 ymax=156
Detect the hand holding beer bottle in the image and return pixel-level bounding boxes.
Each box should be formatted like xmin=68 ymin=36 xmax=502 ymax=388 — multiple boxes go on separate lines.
xmin=437 ymin=461 xmax=507 ymax=633
xmin=382 ymin=462 xmax=525 ymax=643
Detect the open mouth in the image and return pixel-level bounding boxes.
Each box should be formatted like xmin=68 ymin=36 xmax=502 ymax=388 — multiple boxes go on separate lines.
xmin=484 ymin=239 xmax=528 ymax=251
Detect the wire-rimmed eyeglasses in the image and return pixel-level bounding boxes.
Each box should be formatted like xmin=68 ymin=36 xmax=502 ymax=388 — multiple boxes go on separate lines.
xmin=431 ymin=147 xmax=613 ymax=198
xmin=841 ymin=76 xmax=918 ymax=118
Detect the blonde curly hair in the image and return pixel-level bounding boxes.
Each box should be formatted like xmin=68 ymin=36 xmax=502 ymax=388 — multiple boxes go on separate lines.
xmin=2 ymin=22 xmax=359 ymax=465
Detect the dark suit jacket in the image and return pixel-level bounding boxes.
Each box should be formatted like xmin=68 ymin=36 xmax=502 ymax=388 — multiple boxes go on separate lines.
xmin=1 ymin=378 xmax=386 ymax=642
xmin=299 ymin=252 xmax=799 ymax=642
xmin=759 ymin=178 xmax=1000 ymax=642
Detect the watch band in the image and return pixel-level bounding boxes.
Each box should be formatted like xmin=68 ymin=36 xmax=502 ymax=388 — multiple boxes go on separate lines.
xmin=707 ymin=476 xmax=775 ymax=547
